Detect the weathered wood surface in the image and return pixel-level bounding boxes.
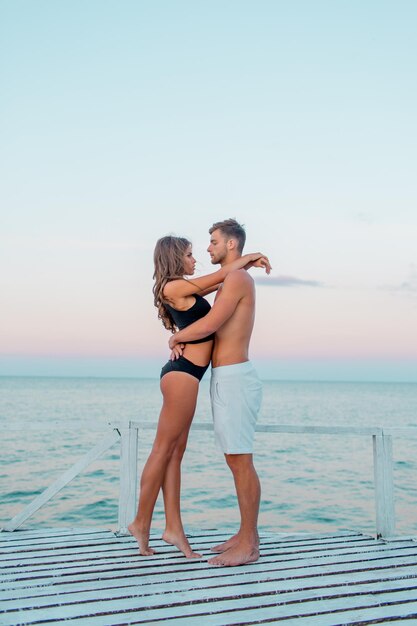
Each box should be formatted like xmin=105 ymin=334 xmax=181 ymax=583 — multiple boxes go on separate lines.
xmin=1 ymin=527 xmax=417 ymax=625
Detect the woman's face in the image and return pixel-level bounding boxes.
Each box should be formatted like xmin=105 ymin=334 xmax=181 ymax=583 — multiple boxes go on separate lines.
xmin=183 ymin=245 xmax=196 ymax=275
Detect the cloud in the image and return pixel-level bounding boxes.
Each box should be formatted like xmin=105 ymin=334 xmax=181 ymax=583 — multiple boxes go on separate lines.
xmin=381 ymin=264 xmax=417 ymax=295
xmin=351 ymin=211 xmax=376 ymax=226
xmin=398 ymin=265 xmax=417 ymax=293
xmin=255 ymin=274 xmax=325 ymax=288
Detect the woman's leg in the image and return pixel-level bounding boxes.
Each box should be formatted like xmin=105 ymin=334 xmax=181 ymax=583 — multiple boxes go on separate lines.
xmin=161 ymin=426 xmax=201 ymax=557
xmin=128 ymin=372 xmax=199 ymax=556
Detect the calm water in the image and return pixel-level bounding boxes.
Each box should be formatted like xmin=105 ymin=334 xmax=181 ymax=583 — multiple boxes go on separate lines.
xmin=1 ymin=376 xmax=416 ymax=536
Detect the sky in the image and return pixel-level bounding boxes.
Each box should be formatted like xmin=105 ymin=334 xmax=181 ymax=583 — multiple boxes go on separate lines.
xmin=1 ymin=0 xmax=416 ymax=381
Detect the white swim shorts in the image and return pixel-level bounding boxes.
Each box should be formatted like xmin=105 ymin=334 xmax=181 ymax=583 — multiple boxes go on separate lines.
xmin=210 ymin=361 xmax=262 ymax=454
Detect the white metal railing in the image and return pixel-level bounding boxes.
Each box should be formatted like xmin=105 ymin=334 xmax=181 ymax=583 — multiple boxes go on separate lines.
xmin=2 ymin=421 xmax=416 ymax=538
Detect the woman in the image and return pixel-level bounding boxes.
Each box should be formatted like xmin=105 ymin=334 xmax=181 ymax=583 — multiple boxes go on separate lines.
xmin=128 ymin=236 xmax=267 ymax=557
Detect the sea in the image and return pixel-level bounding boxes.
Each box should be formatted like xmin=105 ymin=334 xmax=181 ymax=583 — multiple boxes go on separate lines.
xmin=1 ymin=376 xmax=416 ymax=537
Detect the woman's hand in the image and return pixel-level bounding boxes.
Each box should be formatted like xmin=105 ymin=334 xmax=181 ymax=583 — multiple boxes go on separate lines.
xmin=245 ymin=254 xmax=271 ymax=274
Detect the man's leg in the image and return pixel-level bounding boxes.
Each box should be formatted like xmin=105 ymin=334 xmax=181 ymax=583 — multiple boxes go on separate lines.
xmin=208 ymin=453 xmax=260 ymax=566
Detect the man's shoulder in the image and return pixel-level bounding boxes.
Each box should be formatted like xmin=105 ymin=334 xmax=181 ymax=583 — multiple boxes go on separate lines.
xmin=223 ymin=269 xmax=254 ymax=289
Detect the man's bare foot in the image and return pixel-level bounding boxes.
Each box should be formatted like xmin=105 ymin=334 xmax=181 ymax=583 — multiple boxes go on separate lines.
xmin=162 ymin=531 xmax=202 ymax=558
xmin=128 ymin=522 xmax=155 ymax=556
xmin=211 ymin=533 xmax=240 ymax=553
xmin=208 ymin=542 xmax=260 ymax=567
xmin=211 ymin=530 xmax=259 ymax=553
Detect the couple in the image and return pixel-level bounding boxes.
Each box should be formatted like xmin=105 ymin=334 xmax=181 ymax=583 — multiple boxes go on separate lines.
xmin=128 ymin=219 xmax=270 ymax=566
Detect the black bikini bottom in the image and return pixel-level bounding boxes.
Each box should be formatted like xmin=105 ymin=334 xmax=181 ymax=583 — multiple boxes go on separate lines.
xmin=160 ymin=355 xmax=209 ymax=382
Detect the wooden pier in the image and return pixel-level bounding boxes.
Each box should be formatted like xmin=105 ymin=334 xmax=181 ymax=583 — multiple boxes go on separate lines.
xmin=1 ymin=526 xmax=417 ymax=625
xmin=2 ymin=420 xmax=417 ymax=624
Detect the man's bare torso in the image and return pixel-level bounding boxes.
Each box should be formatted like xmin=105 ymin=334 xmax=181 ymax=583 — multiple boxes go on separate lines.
xmin=211 ymin=269 xmax=256 ymax=368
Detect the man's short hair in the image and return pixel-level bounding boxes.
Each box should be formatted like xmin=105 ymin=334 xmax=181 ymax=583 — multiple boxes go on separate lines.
xmin=209 ymin=218 xmax=246 ymax=253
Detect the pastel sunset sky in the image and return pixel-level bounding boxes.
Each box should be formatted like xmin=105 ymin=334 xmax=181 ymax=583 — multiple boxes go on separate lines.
xmin=1 ymin=0 xmax=416 ymax=381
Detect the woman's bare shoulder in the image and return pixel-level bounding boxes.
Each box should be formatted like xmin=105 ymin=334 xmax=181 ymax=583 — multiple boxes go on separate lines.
xmin=163 ymin=278 xmax=187 ymax=299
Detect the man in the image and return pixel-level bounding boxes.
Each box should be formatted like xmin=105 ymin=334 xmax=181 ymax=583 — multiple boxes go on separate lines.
xmin=169 ymin=219 xmax=270 ymax=566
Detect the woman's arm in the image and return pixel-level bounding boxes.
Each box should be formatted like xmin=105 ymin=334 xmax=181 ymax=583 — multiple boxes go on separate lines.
xmin=198 ymin=282 xmax=222 ymax=297
xmin=164 ymin=253 xmax=270 ymax=300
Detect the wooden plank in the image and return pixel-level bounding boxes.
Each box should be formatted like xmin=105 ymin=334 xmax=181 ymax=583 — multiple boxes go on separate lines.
xmin=0 ymin=529 xmax=368 ymax=555
xmin=2 ymin=581 xmax=417 ymax=625
xmin=0 ymin=528 xmax=369 ymax=549
xmin=4 ymin=556 xmax=416 ymax=609
xmin=0 ymin=530 xmax=115 ymax=550
xmin=5 ymin=420 xmax=417 ymax=438
xmin=2 ymin=560 xmax=416 ymax=604
xmin=2 ymin=540 xmax=417 ymax=590
xmin=3 ymin=558 xmax=415 ymax=598
xmin=1 ymin=535 xmax=416 ymax=574
xmin=255 ymin=424 xmax=383 ymax=436
xmin=2 ymin=528 xmax=417 ymax=626
xmin=383 ymin=426 xmax=417 ymax=437
xmin=0 ymin=537 xmax=407 ymax=573
xmin=138 ymin=603 xmax=417 ymax=626
xmin=3 ymin=564 xmax=417 ymax=613
xmin=1 ymin=430 xmax=120 ymax=532
xmin=2 ymin=546 xmax=416 ymax=584
xmin=0 ymin=527 xmax=112 ymax=543
xmin=2 ymin=580 xmax=417 ymax=619
xmin=130 ymin=420 xmax=385 ymax=437
xmin=0 ymin=533 xmax=374 ymax=558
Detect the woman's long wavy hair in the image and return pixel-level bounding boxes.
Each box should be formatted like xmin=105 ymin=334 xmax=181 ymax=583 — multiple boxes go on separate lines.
xmin=153 ymin=235 xmax=191 ymax=332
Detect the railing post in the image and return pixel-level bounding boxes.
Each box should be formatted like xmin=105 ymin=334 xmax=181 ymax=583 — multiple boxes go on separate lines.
xmin=117 ymin=421 xmax=139 ymax=536
xmin=373 ymin=432 xmax=395 ymax=539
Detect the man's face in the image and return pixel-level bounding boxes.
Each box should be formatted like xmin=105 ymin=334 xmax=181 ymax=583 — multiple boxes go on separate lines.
xmin=207 ymin=229 xmax=228 ymax=265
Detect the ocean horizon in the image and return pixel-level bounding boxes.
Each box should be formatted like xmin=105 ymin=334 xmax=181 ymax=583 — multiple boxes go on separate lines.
xmin=2 ymin=354 xmax=417 ymax=384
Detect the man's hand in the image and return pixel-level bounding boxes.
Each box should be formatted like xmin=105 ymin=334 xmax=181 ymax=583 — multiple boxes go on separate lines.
xmin=168 ymin=334 xmax=178 ymax=350
xmin=245 ymin=255 xmax=271 ymax=274
xmin=170 ymin=344 xmax=184 ymax=360
xmin=169 ymin=330 xmax=184 ymax=357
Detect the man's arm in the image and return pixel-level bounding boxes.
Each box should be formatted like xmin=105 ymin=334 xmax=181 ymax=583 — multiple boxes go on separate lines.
xmin=168 ymin=272 xmax=243 ymax=349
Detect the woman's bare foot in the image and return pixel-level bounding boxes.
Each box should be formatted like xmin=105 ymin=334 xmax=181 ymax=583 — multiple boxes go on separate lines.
xmin=211 ymin=533 xmax=240 ymax=553
xmin=128 ymin=521 xmax=155 ymax=556
xmin=208 ymin=542 xmax=260 ymax=567
xmin=162 ymin=531 xmax=202 ymax=558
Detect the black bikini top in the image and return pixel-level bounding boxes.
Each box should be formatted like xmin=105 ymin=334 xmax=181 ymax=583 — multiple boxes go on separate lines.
xmin=164 ymin=294 xmax=215 ymax=344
